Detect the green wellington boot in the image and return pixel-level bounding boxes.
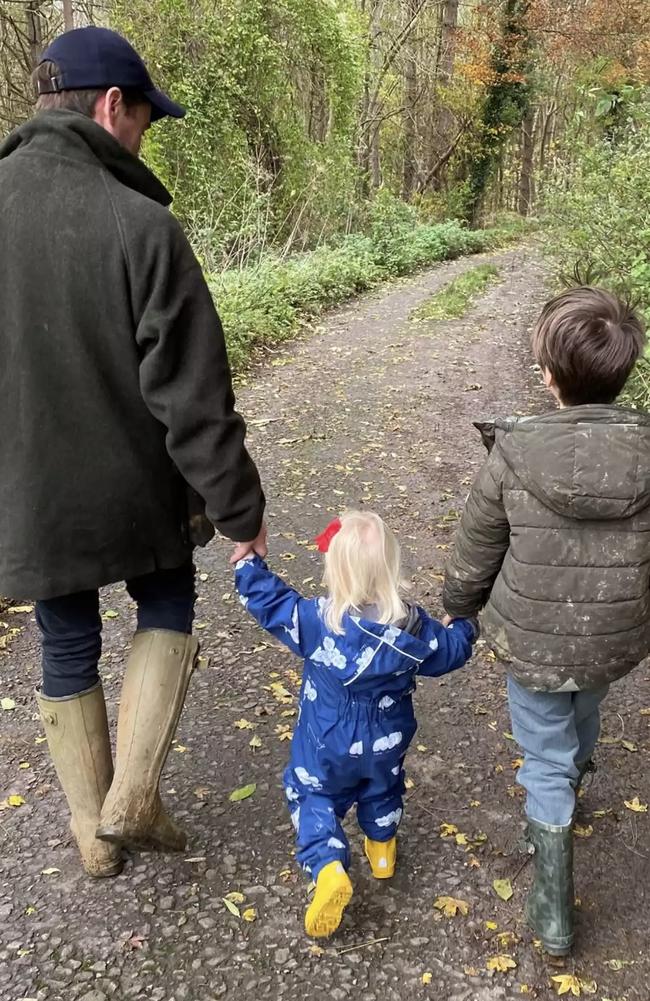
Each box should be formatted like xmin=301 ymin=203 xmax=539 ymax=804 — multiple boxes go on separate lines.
xmin=525 ymin=819 xmax=574 ymax=956
xmin=96 ymin=630 xmax=199 ymax=852
xmin=36 ymin=684 xmax=123 ymax=878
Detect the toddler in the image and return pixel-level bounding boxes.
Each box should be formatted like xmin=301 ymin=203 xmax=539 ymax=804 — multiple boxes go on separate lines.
xmin=236 ymin=510 xmax=477 ymax=937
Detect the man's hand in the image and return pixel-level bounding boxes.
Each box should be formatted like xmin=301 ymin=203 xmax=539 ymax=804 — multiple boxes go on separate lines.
xmin=229 ymin=522 xmax=268 ymax=565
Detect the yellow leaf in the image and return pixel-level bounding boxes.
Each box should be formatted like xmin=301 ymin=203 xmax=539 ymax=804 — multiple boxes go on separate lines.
xmin=225 ymin=891 xmax=245 ymax=904
xmin=470 ymin=799 xmax=480 ymax=807
xmin=41 ymin=867 xmax=60 ymax=875
xmin=639 ymin=708 xmax=650 ymax=715
xmin=249 ymin=735 xmax=262 ymax=749
xmin=455 ymin=833 xmax=468 ymax=846
xmin=503 ymin=732 xmax=515 ymax=741
xmin=309 ymin=944 xmax=324 ymax=957
xmin=278 ymin=731 xmax=293 ymax=741
xmin=497 ymin=931 xmax=519 ymax=948
xmin=520 ymin=986 xmax=530 ymax=994
xmin=242 ymin=908 xmax=257 ymax=922
xmin=511 ymin=757 xmax=524 ymax=769
xmin=463 ymin=966 xmax=480 ymax=976
xmin=8 ymin=605 xmax=33 ymax=614
xmin=486 ymin=955 xmax=517 ymax=973
xmin=624 ymin=797 xmax=648 ymax=813
xmin=417 ymin=744 xmax=428 ymax=752
xmin=1 ymin=697 xmax=16 ymax=711
xmin=493 ymin=878 xmax=513 ymax=901
xmin=434 ymin=896 xmax=470 ymax=917
xmin=18 ymin=762 xmax=30 ymax=770
xmin=573 ymin=824 xmax=593 ymax=838
xmin=404 ymin=777 xmax=415 ymax=790
xmin=25 ymin=906 xmax=37 ymax=915
xmin=8 ymin=794 xmax=25 ymax=807
xmin=223 ymin=897 xmax=241 ymax=918
xmin=468 ymin=855 xmax=481 ymax=868
xmin=422 ymin=972 xmax=433 ymax=985
xmin=234 ymin=719 xmax=255 ymax=730
xmin=439 ymin=823 xmax=459 ymax=838
xmin=174 ymin=745 xmax=188 ymax=753
xmin=621 ymin=740 xmax=637 ymax=752
xmin=485 ymin=920 xmax=498 ymax=930
xmin=280 ymin=708 xmax=297 ymax=717
xmin=35 ymin=736 xmax=47 ymax=744
xmin=551 ymin=974 xmax=583 ymax=996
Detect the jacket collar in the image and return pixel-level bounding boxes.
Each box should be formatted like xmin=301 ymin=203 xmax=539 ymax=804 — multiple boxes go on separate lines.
xmin=0 ymin=109 xmax=172 ymax=207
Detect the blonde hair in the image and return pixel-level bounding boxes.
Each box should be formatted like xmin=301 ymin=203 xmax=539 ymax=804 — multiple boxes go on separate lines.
xmin=323 ymin=510 xmax=408 ymax=634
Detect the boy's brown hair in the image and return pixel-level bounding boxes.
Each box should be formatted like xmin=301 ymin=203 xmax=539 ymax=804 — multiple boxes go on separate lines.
xmin=531 ymin=286 xmax=645 ymax=406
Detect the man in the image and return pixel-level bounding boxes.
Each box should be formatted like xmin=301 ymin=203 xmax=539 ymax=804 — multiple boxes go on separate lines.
xmin=0 ymin=27 xmax=266 ymax=878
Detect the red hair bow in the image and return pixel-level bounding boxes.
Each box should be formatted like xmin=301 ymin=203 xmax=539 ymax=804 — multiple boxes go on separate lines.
xmin=315 ymin=518 xmax=341 ymax=553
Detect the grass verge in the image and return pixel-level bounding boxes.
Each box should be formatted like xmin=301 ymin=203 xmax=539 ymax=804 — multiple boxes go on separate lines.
xmin=209 ymin=214 xmax=530 ymax=371
xmin=412 ymin=264 xmax=501 ymax=322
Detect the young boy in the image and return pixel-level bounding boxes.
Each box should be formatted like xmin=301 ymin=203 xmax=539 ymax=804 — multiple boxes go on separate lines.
xmin=443 ymin=286 xmax=650 ymax=955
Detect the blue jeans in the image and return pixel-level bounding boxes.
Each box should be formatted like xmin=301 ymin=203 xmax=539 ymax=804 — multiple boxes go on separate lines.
xmin=507 ymin=675 xmax=609 ymax=828
xmin=36 ymin=563 xmax=197 ymax=698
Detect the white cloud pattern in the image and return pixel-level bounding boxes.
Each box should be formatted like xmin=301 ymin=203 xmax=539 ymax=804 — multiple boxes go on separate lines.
xmin=372 ymin=731 xmax=403 ymax=753
xmin=303 ymin=678 xmax=318 ymax=702
xmin=283 ymin=604 xmax=300 ymax=646
xmin=294 ymin=766 xmax=322 ymax=790
xmin=311 ymin=635 xmax=347 ymax=670
xmin=375 ymin=808 xmax=402 ymax=828
xmin=378 ymin=695 xmax=395 ymax=710
xmin=349 ymin=741 xmax=363 ymax=756
xmin=328 ymin=837 xmax=346 ymax=850
xmin=429 ymin=637 xmax=439 ymax=651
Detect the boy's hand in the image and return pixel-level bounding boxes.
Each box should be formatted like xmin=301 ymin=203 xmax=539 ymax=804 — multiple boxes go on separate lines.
xmin=442 ymin=614 xmax=452 ymax=627
xmin=230 ymin=522 xmax=268 ymax=565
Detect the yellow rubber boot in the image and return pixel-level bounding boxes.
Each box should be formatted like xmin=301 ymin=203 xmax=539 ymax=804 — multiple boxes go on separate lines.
xmin=304 ymin=861 xmax=353 ymax=938
xmin=365 ymin=836 xmax=397 ymax=878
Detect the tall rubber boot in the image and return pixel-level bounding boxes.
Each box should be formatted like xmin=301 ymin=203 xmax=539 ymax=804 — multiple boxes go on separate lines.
xmin=525 ymin=819 xmax=574 ymax=956
xmin=36 ymin=684 xmax=123 ymax=878
xmin=96 ymin=630 xmax=198 ymax=852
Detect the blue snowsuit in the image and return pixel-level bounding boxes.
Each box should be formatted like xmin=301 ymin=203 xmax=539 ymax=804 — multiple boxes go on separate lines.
xmin=235 ymin=556 xmax=475 ymax=878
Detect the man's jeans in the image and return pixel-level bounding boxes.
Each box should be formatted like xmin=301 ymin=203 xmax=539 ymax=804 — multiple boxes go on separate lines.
xmin=507 ymin=675 xmax=609 ymax=828
xmin=36 ymin=564 xmax=197 ymax=698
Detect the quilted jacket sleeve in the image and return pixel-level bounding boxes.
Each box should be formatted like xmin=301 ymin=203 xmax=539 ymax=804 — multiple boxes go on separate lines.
xmin=443 ymin=448 xmax=511 ymax=618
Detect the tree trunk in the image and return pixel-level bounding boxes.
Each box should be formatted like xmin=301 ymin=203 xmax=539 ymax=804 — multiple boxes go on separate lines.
xmin=518 ymin=104 xmax=536 ymax=215
xmin=401 ymin=0 xmax=419 ymax=200
xmin=426 ymin=0 xmax=458 ymax=190
xmin=357 ymin=0 xmax=382 ymax=194
xmin=63 ymin=0 xmax=75 ymax=30
xmin=26 ymin=2 xmax=44 ymax=69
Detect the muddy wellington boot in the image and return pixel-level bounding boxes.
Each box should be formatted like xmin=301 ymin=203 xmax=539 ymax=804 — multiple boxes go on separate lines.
xmin=96 ymin=630 xmax=199 ymax=852
xmin=525 ymin=819 xmax=574 ymax=956
xmin=36 ymin=684 xmax=123 ymax=878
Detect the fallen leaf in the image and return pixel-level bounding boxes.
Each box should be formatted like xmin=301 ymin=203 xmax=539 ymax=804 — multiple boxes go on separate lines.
xmin=8 ymin=795 xmax=25 ymax=807
xmin=417 ymin=744 xmax=428 ymax=752
xmin=225 ymin=891 xmax=245 ymax=904
xmin=503 ymin=731 xmax=515 ymax=741
xmin=604 ymin=959 xmax=633 ymax=971
xmin=486 ymin=955 xmax=517 ymax=973
xmin=455 ymin=832 xmax=469 ymax=846
xmin=463 ymin=966 xmax=480 ymax=976
xmin=434 ymin=896 xmax=470 ymax=917
xmin=1 ymin=697 xmax=16 ymax=711
xmin=511 ymin=757 xmax=524 ymax=769
xmin=41 ymin=868 xmax=60 ymax=876
xmin=242 ymin=907 xmax=257 ymax=922
xmin=8 ymin=605 xmax=33 ymax=614
xmin=249 ymin=735 xmax=262 ymax=748
xmin=184 ymin=857 xmax=206 ymax=863
xmin=640 ymin=708 xmax=650 ymax=716
xmin=493 ymin=878 xmax=513 ymax=901
xmin=497 ymin=931 xmax=519 ymax=948
xmin=440 ymin=823 xmax=459 ymax=838
xmin=278 ymin=731 xmax=293 ymax=741
xmin=551 ymin=974 xmax=597 ymax=996
xmin=102 ymin=609 xmax=119 ymax=619
xmin=193 ymin=786 xmax=210 ymax=799
xmin=18 ymin=762 xmax=30 ymax=770
xmin=174 ymin=745 xmax=188 ymax=753
xmin=309 ymin=944 xmax=324 ymax=957
xmin=520 ymin=986 xmax=530 ymax=994
xmin=229 ymin=783 xmax=257 ymax=802
xmin=468 ymin=855 xmax=481 ymax=868
xmin=34 ymin=736 xmax=47 ymax=745
xmin=573 ymin=824 xmax=593 ymax=838
xmin=223 ymin=897 xmax=241 ymax=918
xmin=422 ymin=972 xmax=433 ymax=985
xmin=470 ymin=799 xmax=480 ymax=807
xmin=234 ymin=718 xmax=255 ymax=730
xmin=485 ymin=920 xmax=498 ymax=930
xmin=621 ymin=740 xmax=638 ymax=752
xmin=404 ymin=777 xmax=415 ymax=790
xmin=624 ymin=797 xmax=648 ymax=813
xmin=25 ymin=906 xmax=37 ymax=915
xmin=125 ymin=933 xmax=146 ymax=950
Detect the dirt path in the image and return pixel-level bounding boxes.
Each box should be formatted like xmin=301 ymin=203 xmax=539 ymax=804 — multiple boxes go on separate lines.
xmin=2 ymin=243 xmax=650 ymax=1001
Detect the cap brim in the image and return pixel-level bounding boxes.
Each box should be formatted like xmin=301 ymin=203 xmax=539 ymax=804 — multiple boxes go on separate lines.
xmin=145 ymin=87 xmax=186 ymax=122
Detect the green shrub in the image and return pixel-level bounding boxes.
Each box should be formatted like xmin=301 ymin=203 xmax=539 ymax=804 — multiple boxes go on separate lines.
xmin=209 ymin=207 xmax=522 ymax=371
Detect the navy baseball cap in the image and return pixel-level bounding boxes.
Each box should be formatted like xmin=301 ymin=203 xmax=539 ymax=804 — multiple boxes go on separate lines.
xmin=39 ymin=26 xmax=185 ymax=122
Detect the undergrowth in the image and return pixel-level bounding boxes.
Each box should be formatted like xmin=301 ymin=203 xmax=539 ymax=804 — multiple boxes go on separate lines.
xmin=210 ymin=205 xmax=530 ymax=371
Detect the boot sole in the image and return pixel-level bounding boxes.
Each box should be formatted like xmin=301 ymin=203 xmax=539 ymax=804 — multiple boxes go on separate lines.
xmin=85 ymin=859 xmax=125 ymax=879
xmin=305 ymin=883 xmax=353 ymax=938
xmin=96 ymin=824 xmax=186 ymax=853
